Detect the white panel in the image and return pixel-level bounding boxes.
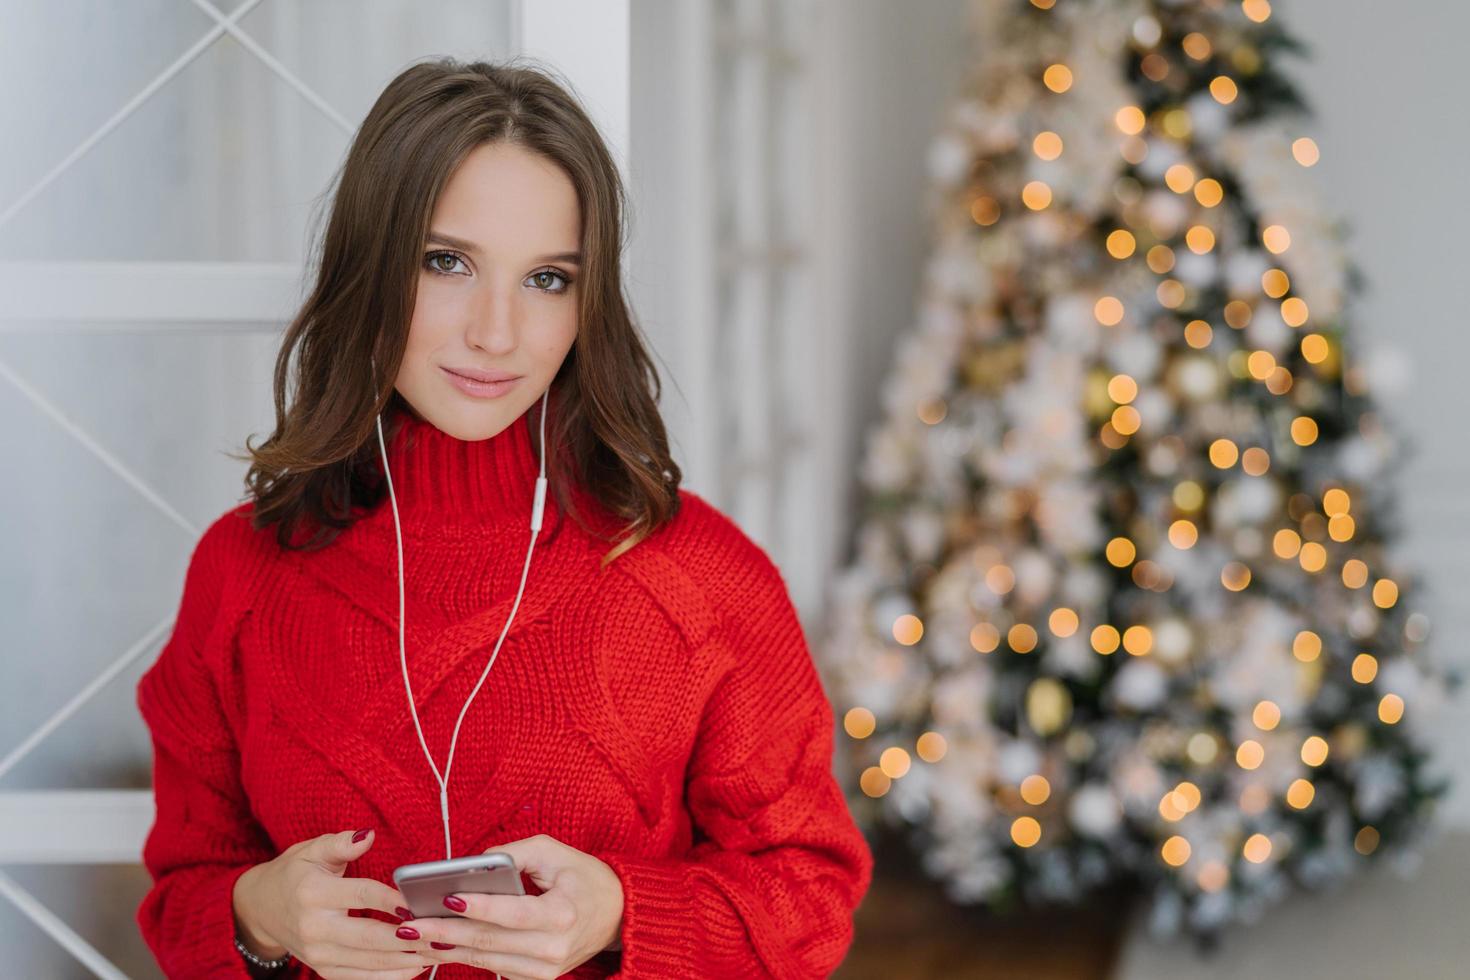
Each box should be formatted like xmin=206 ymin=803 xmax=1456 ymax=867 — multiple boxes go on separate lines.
xmin=0 ymin=792 xmax=154 ymax=864
xmin=0 ymin=262 xmax=302 ymax=325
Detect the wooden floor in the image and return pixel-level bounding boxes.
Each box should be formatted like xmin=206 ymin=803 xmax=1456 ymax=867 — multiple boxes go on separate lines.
xmin=835 ymin=826 xmax=1135 ymax=980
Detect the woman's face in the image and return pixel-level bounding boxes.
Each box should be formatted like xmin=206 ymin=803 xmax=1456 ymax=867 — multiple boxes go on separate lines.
xmin=394 ymin=141 xmax=581 ymax=440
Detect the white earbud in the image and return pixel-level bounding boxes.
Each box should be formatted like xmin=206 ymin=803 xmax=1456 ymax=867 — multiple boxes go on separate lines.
xmin=373 ymin=385 xmax=551 ymax=980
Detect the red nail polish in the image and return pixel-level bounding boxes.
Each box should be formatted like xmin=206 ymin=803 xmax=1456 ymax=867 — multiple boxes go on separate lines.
xmin=431 ymin=941 xmax=455 ymax=949
xmin=395 ymin=906 xmax=413 ymax=920
xmin=351 ymin=828 xmax=372 ymax=843
xmin=397 ymin=926 xmax=420 ymax=940
xmin=443 ymin=895 xmax=467 ymax=912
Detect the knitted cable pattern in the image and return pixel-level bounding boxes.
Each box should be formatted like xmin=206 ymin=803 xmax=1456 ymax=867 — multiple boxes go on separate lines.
xmin=136 ymin=407 xmax=873 ymax=979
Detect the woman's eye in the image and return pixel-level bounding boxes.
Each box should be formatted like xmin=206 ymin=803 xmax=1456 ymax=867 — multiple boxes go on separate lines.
xmin=529 ymin=269 xmax=572 ymax=294
xmin=425 ymin=250 xmax=466 ymax=275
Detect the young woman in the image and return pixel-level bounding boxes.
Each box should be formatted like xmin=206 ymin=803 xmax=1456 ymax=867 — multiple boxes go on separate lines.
xmin=134 ymin=58 xmax=872 ymax=980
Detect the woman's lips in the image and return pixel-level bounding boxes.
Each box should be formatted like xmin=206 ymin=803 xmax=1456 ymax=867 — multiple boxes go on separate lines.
xmin=441 ymin=366 xmax=522 ymax=398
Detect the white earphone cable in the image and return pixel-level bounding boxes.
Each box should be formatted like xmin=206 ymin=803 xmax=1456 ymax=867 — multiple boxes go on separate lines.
xmin=373 ymin=387 xmax=551 ymax=980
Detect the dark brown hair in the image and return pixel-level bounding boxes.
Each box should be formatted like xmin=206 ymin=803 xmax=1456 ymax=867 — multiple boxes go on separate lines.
xmin=230 ymin=57 xmax=681 ymax=568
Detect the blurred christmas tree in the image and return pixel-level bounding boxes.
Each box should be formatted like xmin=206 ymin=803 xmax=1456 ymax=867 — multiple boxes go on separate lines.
xmin=823 ymin=0 xmax=1461 ymax=947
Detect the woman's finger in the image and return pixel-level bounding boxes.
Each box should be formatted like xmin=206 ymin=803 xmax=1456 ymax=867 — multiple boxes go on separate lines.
xmin=310 ymin=940 xmax=435 ymax=974
xmin=321 ymin=913 xmax=436 ymax=955
xmin=322 ymin=873 xmax=414 ymax=919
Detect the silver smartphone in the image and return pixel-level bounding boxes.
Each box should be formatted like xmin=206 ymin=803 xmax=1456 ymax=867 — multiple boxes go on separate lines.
xmin=393 ymin=852 xmax=525 ymax=919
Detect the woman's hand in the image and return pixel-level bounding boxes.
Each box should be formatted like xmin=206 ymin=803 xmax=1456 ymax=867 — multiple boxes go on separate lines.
xmin=234 ymin=827 xmax=435 ymax=979
xmin=395 ymin=834 xmax=625 ymax=980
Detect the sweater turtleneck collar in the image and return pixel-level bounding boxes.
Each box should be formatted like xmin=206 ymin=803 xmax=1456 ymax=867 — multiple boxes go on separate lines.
xmin=370 ymin=395 xmax=551 ymax=530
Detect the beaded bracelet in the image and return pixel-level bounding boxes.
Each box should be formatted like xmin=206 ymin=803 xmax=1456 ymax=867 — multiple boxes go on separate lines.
xmin=234 ymin=932 xmax=293 ymax=971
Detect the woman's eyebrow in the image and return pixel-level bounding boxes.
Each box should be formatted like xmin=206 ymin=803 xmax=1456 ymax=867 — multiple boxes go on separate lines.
xmin=426 ymin=230 xmax=582 ymax=265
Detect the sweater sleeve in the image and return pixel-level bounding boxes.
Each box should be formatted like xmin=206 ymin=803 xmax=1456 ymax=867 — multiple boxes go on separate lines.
xmin=135 ymin=513 xmax=277 ymax=979
xmin=600 ymin=551 xmax=874 ymax=978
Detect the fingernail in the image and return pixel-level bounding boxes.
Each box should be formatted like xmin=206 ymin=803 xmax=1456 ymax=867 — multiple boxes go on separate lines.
xmin=431 ymin=941 xmax=455 ymax=949
xmin=443 ymin=895 xmax=467 ymax=912
xmin=397 ymin=926 xmax=420 ymax=940
xmin=351 ymin=828 xmax=372 ymax=843
xmin=395 ymin=906 xmax=413 ymax=920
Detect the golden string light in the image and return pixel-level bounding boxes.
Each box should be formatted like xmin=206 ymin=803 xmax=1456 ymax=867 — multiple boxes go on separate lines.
xmin=1020 ymin=774 xmax=1051 ymax=805
xmin=971 ymin=622 xmax=1001 ymax=653
xmin=971 ymin=195 xmax=1001 ymax=225
xmin=1262 ymin=268 xmax=1291 ymax=296
xmin=1262 ymin=224 xmax=1292 ymax=253
xmin=1033 ymin=131 xmax=1064 ymax=160
xmin=1292 ymin=137 xmax=1321 ymax=166
xmin=1161 ymin=835 xmax=1191 ymax=866
xmin=1194 ymin=178 xmax=1224 ymax=207
xmin=1293 ymin=630 xmax=1322 ymax=662
xmin=1107 ymin=229 xmax=1137 ymax=258
xmin=1022 ymin=180 xmax=1054 ymax=209
xmin=1009 ymin=623 xmax=1040 ymax=653
xmin=1012 ymin=816 xmax=1042 ymax=847
xmin=1342 ymin=558 xmax=1370 ymax=588
xmin=1273 ymin=528 xmax=1302 ymax=558
xmin=1165 ymin=164 xmax=1197 ymax=193
xmin=1291 ymin=416 xmax=1320 ymax=446
xmin=1281 ymin=296 xmax=1309 ymax=327
xmin=1095 ymin=295 xmax=1125 ymax=325
xmin=1379 ymin=693 xmax=1405 ymax=724
xmin=916 ymin=731 xmax=947 ymax=762
xmin=880 ymin=746 xmax=912 ymax=778
xmin=1184 ymin=319 xmax=1213 ymax=348
xmin=1049 ymin=607 xmax=1080 ymax=637
xmin=1174 ymin=480 xmax=1205 ymax=510
xmin=1236 ymin=739 xmax=1265 ymax=769
xmin=859 ymin=767 xmax=890 ymax=797
xmin=1286 ymin=778 xmax=1315 ymax=809
xmin=1091 ymin=624 xmax=1122 ymax=655
xmin=1299 ymin=541 xmax=1328 ymax=573
xmin=1209 ymin=438 xmax=1240 ymax=468
xmin=893 ymin=614 xmax=923 ymax=645
xmin=1181 ymin=32 xmax=1213 ymax=61
xmin=1108 ymin=374 xmax=1139 ymax=403
xmin=843 ymin=707 xmax=876 ymax=739
xmin=1147 ymin=245 xmax=1176 ymax=273
xmin=1222 ymin=562 xmax=1252 ymax=591
xmin=1351 ymin=653 xmax=1378 ymax=683
xmin=1157 ymin=279 xmax=1187 ymax=308
xmin=1242 ymin=0 xmax=1273 ymax=25
xmin=1169 ymin=519 xmax=1199 ymax=549
xmin=1043 ymin=64 xmax=1073 ymax=93
xmin=1115 ymin=105 xmax=1146 ymax=135
xmin=1209 ymin=76 xmax=1239 ymax=104
xmin=1185 ymin=225 xmax=1216 ymax=253
xmin=1106 ymin=536 xmax=1137 ymax=566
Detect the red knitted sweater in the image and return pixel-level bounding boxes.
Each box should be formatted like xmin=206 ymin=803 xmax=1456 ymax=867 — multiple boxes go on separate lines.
xmin=135 ymin=403 xmax=873 ymax=979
